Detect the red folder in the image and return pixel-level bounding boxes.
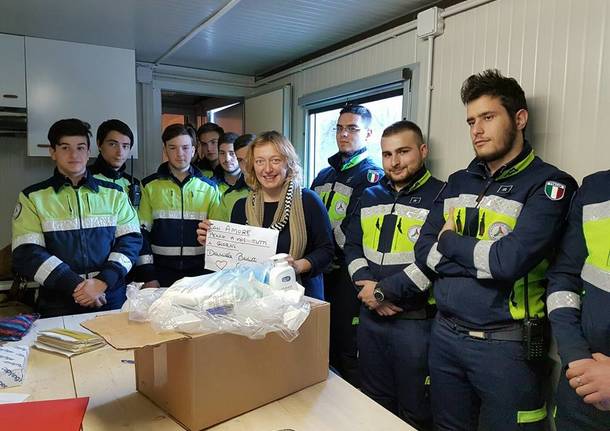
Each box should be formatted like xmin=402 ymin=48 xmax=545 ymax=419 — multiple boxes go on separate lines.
xmin=0 ymin=397 xmax=89 ymax=431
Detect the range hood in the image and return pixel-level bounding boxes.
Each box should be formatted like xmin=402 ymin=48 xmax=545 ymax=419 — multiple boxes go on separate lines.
xmin=0 ymin=107 xmax=27 ymax=136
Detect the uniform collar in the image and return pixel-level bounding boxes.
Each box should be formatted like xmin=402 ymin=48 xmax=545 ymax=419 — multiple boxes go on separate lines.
xmin=157 ymin=161 xmax=200 ymax=185
xmin=381 ymin=165 xmax=431 ymax=195
xmin=90 ymin=154 xmax=125 ymax=180
xmin=468 ymin=142 xmax=535 ymax=180
xmin=51 ymin=168 xmax=99 ymax=193
xmin=328 ymin=147 xmax=369 ymax=171
xmin=212 ymin=165 xmax=246 ymax=189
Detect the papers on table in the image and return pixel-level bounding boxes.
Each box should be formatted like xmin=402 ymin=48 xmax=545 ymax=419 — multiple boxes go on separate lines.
xmin=34 ymin=328 xmax=105 ymax=357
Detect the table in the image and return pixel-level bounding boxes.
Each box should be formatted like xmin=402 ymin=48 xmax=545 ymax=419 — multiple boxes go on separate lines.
xmin=1 ymin=312 xmax=415 ymax=430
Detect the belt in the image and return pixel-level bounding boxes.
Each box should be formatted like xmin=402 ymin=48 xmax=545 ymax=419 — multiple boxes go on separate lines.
xmin=439 ymin=314 xmax=523 ymax=342
xmin=395 ymin=305 xmax=436 ymax=320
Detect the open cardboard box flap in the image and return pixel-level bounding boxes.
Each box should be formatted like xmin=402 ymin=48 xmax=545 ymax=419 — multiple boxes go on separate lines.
xmin=81 ymin=297 xmax=327 ymax=350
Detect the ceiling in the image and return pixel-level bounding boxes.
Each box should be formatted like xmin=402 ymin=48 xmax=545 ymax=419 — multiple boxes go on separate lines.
xmin=0 ymin=0 xmax=442 ymax=77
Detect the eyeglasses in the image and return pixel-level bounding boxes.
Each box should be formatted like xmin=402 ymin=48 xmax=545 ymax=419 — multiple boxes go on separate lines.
xmin=333 ymin=125 xmax=361 ymax=134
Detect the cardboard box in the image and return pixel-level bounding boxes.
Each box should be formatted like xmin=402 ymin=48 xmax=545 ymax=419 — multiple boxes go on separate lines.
xmin=82 ymin=298 xmax=329 ymax=430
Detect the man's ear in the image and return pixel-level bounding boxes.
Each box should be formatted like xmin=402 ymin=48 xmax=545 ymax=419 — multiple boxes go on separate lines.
xmin=515 ymin=109 xmax=528 ymax=131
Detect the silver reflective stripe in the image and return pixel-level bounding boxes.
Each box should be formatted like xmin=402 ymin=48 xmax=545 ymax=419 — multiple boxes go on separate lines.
xmin=151 ymin=245 xmax=205 ymax=256
xmin=348 ymin=258 xmax=368 ymax=278
xmin=404 ymin=263 xmax=431 ymax=291
xmin=115 ymin=222 xmax=141 ymax=238
xmin=153 ymin=210 xmax=183 ymax=220
xmin=183 ymin=211 xmax=207 ymax=221
xmin=314 ymin=184 xmax=332 ymax=194
xmin=394 ymin=204 xmax=429 ymax=221
xmin=81 ymin=216 xmax=117 ymax=229
xmin=79 ymin=271 xmax=100 ymax=279
xmin=333 ymin=182 xmax=353 ymax=198
xmin=444 ymin=194 xmax=478 ymax=213
xmin=12 ymin=233 xmax=46 ymax=250
xmin=361 ymin=204 xmax=394 ymax=219
xmin=363 ymin=247 xmax=414 ymax=265
xmin=140 ymin=221 xmax=152 ymax=231
xmin=581 ymin=263 xmax=610 ymax=293
xmin=41 ymin=218 xmax=79 ymax=232
xmin=473 ymin=240 xmax=493 ymax=279
xmin=137 ymin=254 xmax=154 ymax=265
xmin=34 ymin=256 xmax=63 ymax=285
xmin=547 ymin=291 xmax=581 ymax=315
xmin=426 ymin=242 xmax=442 ymax=272
xmin=334 ymin=225 xmax=346 ymax=249
xmin=479 ymin=195 xmax=523 ymax=219
xmin=583 ymin=200 xmax=610 ymax=223
xmin=108 ymin=252 xmax=133 ymax=272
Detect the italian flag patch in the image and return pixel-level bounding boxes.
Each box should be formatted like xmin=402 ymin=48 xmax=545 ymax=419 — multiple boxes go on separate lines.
xmin=367 ymin=170 xmax=380 ymax=183
xmin=544 ymin=181 xmax=566 ymax=200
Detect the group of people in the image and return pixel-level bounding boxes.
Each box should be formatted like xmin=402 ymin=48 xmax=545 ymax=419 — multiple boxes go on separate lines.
xmin=10 ymin=68 xmax=609 ymax=430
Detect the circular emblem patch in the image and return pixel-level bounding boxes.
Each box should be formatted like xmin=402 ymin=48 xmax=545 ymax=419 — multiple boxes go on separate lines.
xmin=407 ymin=225 xmax=421 ymax=243
xmin=335 ymin=200 xmax=347 ymax=215
xmin=13 ymin=202 xmax=22 ymax=220
xmin=488 ymin=222 xmax=512 ymax=240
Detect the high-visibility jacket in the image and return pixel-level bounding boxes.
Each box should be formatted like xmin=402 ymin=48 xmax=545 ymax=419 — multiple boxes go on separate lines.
xmin=11 ymin=170 xmax=142 ymax=314
xmin=415 ymin=143 xmax=577 ymax=327
xmin=137 ymin=163 xmax=221 ymax=283
xmin=89 ymin=154 xmax=140 ymax=197
xmin=344 ymin=167 xmax=443 ymax=311
xmin=547 ymin=170 xmax=610 ymax=365
xmin=311 ymin=147 xmax=383 ymax=261
xmin=211 ymin=166 xmax=249 ymax=222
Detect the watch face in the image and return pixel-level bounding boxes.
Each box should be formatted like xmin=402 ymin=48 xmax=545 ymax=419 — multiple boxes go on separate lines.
xmin=374 ymin=288 xmax=384 ymax=302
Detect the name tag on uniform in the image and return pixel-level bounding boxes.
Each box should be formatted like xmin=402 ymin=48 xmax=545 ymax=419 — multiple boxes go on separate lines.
xmin=497 ymin=185 xmax=513 ymax=194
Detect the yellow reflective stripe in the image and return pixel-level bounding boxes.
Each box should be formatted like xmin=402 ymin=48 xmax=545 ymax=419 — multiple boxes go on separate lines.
xmin=12 ymin=233 xmax=46 ymax=250
xmin=34 ymin=256 xmax=62 ymax=285
xmin=583 ymin=200 xmax=610 ymax=223
xmin=108 ymin=252 xmax=133 ymax=272
xmin=348 ymin=258 xmax=368 ymax=278
xmin=516 ymin=403 xmax=547 ymax=424
xmin=473 ymin=240 xmax=493 ymax=279
xmin=547 ymin=291 xmax=581 ymax=314
xmin=581 ymin=263 xmax=610 ymax=293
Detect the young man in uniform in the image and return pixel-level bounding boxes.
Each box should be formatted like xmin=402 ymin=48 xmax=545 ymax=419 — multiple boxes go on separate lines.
xmin=344 ymin=120 xmax=442 ymax=430
xmin=310 ymin=104 xmax=384 ymax=385
xmin=137 ymin=124 xmax=221 ymax=288
xmin=12 ymin=119 xmax=142 ymax=317
xmin=194 ymin=122 xmax=224 ymax=178
xmin=415 ymin=69 xmax=577 ymax=430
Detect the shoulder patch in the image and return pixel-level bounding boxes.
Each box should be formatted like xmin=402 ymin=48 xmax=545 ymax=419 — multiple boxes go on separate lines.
xmin=367 ymin=170 xmax=380 ymax=183
xmin=13 ymin=202 xmax=22 ymax=220
xmin=544 ymin=181 xmax=566 ymax=201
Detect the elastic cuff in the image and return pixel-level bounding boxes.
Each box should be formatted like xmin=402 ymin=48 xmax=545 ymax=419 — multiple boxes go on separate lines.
xmin=96 ymin=268 xmax=119 ymax=291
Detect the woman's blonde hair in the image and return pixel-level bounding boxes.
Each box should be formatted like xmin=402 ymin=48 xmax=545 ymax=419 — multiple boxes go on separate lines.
xmin=244 ymin=131 xmax=302 ymax=190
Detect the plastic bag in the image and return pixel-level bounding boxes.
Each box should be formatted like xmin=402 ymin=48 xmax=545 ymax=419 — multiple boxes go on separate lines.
xmin=121 ymin=283 xmax=167 ymax=322
xmin=145 ymin=262 xmax=311 ymax=341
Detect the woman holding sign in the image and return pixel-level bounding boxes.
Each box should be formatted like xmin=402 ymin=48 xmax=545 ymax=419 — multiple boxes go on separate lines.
xmin=197 ymin=131 xmax=333 ymax=299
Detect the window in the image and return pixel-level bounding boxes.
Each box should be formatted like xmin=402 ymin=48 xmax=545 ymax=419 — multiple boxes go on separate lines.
xmin=308 ymin=91 xmax=404 ymax=180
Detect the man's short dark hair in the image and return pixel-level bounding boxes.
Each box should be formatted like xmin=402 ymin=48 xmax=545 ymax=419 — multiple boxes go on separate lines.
xmin=233 ymin=133 xmax=256 ymax=152
xmin=162 ymin=123 xmax=195 ymax=145
xmin=382 ymin=120 xmax=424 ymax=146
xmin=48 ymin=118 xmax=92 ymax=149
xmin=196 ymin=122 xmax=224 ymax=140
xmin=460 ymin=69 xmax=528 ymax=119
xmin=219 ymin=132 xmax=239 ymax=146
xmin=339 ymin=104 xmax=372 ymax=128
xmin=96 ymin=119 xmax=134 ymax=147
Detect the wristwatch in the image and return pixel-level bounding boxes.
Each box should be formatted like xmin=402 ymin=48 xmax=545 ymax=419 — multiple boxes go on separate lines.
xmin=373 ymin=287 xmax=385 ymax=303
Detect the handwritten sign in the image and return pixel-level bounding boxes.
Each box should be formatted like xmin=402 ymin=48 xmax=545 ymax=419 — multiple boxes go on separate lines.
xmin=204 ymin=220 xmax=279 ymax=271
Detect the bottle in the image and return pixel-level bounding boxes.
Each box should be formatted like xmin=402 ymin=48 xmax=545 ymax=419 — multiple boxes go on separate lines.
xmin=268 ymin=253 xmax=296 ymax=290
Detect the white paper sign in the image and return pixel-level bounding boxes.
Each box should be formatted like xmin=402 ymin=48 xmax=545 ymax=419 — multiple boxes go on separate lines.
xmin=204 ymin=220 xmax=279 ymax=271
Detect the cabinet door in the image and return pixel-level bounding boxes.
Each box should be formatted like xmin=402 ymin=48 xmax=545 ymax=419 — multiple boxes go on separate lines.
xmin=0 ymin=34 xmax=26 ymax=108
xmin=244 ymin=85 xmax=291 ymax=137
xmin=25 ymin=37 xmax=137 ymax=157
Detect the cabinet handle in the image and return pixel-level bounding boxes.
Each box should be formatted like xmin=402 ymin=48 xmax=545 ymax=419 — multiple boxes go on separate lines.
xmin=2 ymin=94 xmax=19 ymax=99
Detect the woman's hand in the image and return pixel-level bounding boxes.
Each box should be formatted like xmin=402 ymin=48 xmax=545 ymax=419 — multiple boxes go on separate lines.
xmin=285 ymin=256 xmax=311 ymax=275
xmin=197 ymin=220 xmax=212 ymax=245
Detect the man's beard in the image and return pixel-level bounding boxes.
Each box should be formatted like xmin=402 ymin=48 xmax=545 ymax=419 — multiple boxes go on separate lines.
xmin=476 ymin=124 xmax=517 ymax=163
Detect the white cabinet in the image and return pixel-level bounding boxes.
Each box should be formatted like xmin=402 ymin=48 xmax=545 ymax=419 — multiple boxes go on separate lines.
xmin=25 ymin=37 xmax=137 ymax=157
xmin=0 ymin=34 xmax=27 ymax=108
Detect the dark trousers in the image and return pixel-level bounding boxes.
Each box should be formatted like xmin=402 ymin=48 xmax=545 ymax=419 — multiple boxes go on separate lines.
xmin=554 ymin=370 xmax=610 ymax=430
xmin=324 ymin=266 xmax=360 ymax=387
xmin=358 ymin=309 xmax=433 ymax=430
xmin=429 ymin=316 xmax=548 ymax=431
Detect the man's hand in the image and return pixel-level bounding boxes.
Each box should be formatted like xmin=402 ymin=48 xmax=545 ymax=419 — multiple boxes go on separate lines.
xmin=375 ymin=302 xmax=404 ymax=317
xmin=196 ymin=220 xmax=212 ymax=246
xmin=438 ymin=207 xmax=456 ymax=240
xmin=142 ymin=280 xmax=161 ymax=289
xmin=568 ymin=353 xmax=610 ymax=410
xmin=73 ymin=279 xmax=108 ymax=307
xmin=355 ymin=280 xmax=378 ymax=309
